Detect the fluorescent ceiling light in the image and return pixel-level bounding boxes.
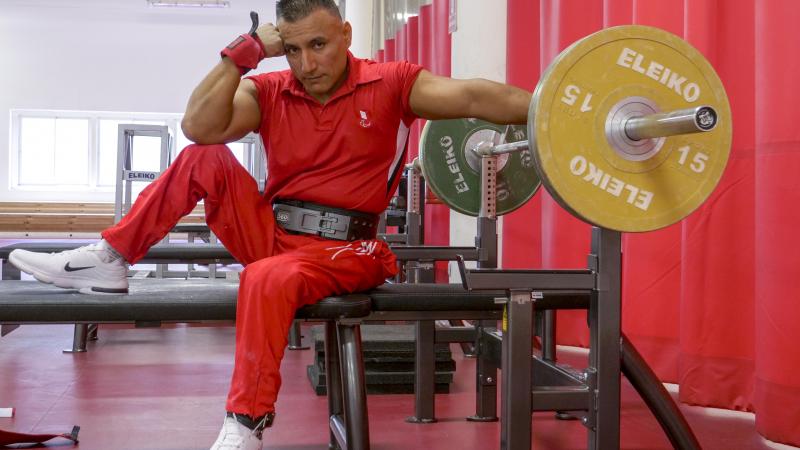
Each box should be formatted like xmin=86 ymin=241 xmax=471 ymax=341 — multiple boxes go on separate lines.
xmin=147 ymin=0 xmax=230 ymax=8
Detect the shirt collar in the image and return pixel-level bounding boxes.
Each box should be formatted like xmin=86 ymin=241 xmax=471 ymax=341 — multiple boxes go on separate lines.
xmin=281 ymin=51 xmax=382 ymax=102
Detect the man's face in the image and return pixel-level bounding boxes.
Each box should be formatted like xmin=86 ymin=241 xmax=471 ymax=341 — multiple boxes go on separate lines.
xmin=278 ymin=8 xmax=351 ymax=102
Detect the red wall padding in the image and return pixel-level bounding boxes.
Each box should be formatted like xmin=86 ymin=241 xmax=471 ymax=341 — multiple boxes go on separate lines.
xmin=425 ymin=0 xmax=451 ymax=281
xmin=406 ymin=17 xmax=420 ymax=162
xmin=432 ymin=0 xmax=451 ymax=77
xmin=418 ymin=5 xmax=433 ymax=70
xmin=383 ymin=38 xmax=395 ymax=62
xmin=380 ymin=2 xmax=451 ymax=280
xmin=503 ymin=0 xmax=542 ymax=271
xmin=620 ymin=0 xmax=685 ymax=385
xmin=677 ymin=0 xmax=757 ymax=414
xmin=396 ymin=23 xmax=407 ymax=62
xmin=753 ymin=0 xmax=800 ymax=443
xmin=504 ymin=0 xmax=800 ymax=445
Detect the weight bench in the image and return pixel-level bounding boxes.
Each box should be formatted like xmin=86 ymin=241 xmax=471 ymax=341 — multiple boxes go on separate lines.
xmin=0 ymin=279 xmax=371 ymax=450
xmin=0 ymin=277 xmax=556 ymax=447
xmin=0 ymin=274 xmax=615 ymax=450
xmin=0 ymin=243 xmax=511 ymax=423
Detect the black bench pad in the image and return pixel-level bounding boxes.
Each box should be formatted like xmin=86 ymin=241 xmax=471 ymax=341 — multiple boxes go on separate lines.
xmin=0 ymin=280 xmax=370 ymax=323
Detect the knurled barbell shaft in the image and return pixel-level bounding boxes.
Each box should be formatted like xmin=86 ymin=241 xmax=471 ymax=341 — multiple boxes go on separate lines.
xmin=624 ymin=105 xmax=718 ymax=141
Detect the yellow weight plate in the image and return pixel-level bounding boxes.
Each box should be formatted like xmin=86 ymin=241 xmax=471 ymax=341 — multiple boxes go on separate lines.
xmin=529 ymin=25 xmax=732 ymax=232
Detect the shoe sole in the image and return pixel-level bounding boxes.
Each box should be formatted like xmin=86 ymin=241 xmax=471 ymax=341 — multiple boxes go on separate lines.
xmin=8 ymin=253 xmax=129 ymax=295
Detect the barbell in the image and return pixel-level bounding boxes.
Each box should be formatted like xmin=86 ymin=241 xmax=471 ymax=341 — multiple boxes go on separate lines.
xmin=418 ymin=25 xmax=732 ymax=232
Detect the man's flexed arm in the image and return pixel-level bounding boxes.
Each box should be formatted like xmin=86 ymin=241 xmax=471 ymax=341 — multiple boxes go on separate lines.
xmin=181 ymin=22 xmax=284 ymax=144
xmin=181 ymin=64 xmax=260 ymax=145
xmin=409 ymin=70 xmax=531 ymax=125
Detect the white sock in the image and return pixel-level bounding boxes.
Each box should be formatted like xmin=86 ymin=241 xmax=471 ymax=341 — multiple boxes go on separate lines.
xmin=99 ymin=239 xmax=124 ymax=263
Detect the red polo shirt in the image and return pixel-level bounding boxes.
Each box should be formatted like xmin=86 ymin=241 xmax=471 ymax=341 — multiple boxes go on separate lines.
xmin=247 ymin=53 xmax=423 ymax=215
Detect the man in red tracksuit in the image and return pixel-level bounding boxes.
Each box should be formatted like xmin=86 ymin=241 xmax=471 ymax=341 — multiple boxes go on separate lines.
xmin=8 ymin=1 xmax=531 ymax=448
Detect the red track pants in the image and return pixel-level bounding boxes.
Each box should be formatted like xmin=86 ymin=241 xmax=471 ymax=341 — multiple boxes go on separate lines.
xmin=102 ymin=144 xmax=398 ymax=417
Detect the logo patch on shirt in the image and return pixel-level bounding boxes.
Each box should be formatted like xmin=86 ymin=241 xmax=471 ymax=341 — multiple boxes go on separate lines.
xmin=359 ymin=110 xmax=372 ymax=128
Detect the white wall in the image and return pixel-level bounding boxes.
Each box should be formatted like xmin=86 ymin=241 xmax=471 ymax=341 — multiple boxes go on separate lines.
xmin=448 ymin=0 xmax=507 ymax=276
xmin=345 ymin=0 xmax=374 ymax=58
xmin=0 ymin=0 xmax=286 ymax=202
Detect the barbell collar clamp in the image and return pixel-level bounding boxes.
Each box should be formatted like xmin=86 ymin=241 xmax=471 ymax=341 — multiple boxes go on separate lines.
xmin=624 ymin=105 xmax=718 ymax=141
xmin=488 ymin=139 xmax=530 ymax=155
xmin=473 ymin=139 xmax=530 ymax=156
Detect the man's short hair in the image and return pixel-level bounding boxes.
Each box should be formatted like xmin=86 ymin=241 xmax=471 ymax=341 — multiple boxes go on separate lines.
xmin=276 ymin=0 xmax=342 ymax=22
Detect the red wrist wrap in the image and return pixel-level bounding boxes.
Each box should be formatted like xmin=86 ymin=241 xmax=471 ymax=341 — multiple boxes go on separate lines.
xmin=220 ymin=33 xmax=266 ymax=75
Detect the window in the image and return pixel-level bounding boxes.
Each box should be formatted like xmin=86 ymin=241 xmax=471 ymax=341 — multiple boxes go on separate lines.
xmin=9 ymin=110 xmax=265 ymax=198
xmin=10 ymin=110 xmax=182 ymax=193
xmin=17 ymin=116 xmax=89 ymax=186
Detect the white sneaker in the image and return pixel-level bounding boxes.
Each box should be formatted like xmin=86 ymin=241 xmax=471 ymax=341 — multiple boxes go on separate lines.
xmin=8 ymin=242 xmax=128 ymax=295
xmin=210 ymin=414 xmax=264 ymax=450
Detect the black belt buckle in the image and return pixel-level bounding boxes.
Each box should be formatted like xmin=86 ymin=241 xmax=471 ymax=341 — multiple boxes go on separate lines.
xmin=273 ymin=200 xmax=378 ymax=241
xmin=300 ymin=210 xmax=349 ymax=240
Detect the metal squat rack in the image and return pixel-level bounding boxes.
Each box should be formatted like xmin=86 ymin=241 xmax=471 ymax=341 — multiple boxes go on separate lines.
xmin=456 ymin=152 xmax=701 ymax=450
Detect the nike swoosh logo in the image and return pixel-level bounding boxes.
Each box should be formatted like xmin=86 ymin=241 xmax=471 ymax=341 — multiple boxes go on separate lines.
xmin=64 ymin=262 xmax=96 ymax=272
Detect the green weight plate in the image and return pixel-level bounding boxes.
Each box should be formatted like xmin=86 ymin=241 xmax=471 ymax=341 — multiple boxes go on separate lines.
xmin=419 ymin=118 xmax=540 ymax=216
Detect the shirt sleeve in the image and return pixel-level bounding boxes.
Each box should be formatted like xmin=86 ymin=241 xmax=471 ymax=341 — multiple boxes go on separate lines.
xmin=387 ymin=61 xmax=424 ymax=126
xmin=244 ymin=73 xmax=276 ymax=132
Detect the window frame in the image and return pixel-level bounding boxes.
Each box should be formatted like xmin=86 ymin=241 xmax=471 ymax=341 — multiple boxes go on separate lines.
xmin=9 ymin=109 xmax=183 ymax=194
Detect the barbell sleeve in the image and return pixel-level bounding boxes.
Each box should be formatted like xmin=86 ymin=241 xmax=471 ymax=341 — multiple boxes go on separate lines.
xmin=474 ymin=105 xmax=718 ymax=157
xmin=624 ymin=105 xmax=718 ymax=141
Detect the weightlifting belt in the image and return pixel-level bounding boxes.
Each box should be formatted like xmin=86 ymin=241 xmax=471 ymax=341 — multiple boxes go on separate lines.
xmin=273 ymin=200 xmax=379 ymax=241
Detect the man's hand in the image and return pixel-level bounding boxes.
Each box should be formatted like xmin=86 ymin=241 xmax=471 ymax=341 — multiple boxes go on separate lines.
xmin=255 ymin=23 xmax=285 ymax=58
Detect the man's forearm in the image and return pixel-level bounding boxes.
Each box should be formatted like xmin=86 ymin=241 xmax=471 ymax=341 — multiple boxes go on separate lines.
xmin=468 ymin=79 xmax=532 ymax=125
xmin=181 ymin=58 xmax=243 ymax=142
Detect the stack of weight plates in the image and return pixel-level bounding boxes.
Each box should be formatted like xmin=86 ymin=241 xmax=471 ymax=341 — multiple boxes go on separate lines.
xmin=306 ymin=324 xmax=456 ymax=395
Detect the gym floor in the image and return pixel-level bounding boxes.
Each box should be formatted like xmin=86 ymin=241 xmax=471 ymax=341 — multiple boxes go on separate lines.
xmin=0 ymin=321 xmax=795 ymax=450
